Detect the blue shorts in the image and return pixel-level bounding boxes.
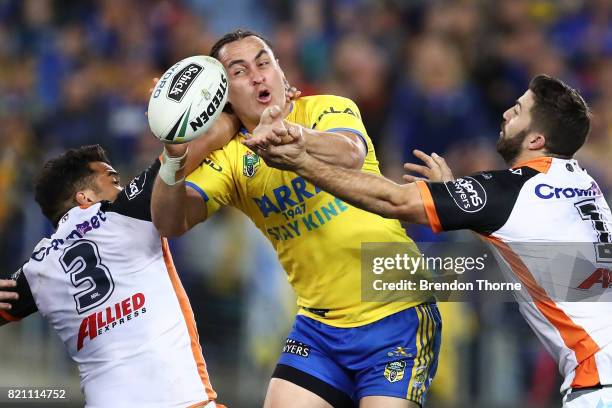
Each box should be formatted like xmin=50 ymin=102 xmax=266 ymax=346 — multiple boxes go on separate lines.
xmin=273 ymin=303 xmax=442 ymax=407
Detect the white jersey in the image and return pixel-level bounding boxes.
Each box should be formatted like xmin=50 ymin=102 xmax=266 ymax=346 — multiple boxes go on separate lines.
xmin=0 ymin=161 xmax=216 ymax=407
xmin=418 ymin=157 xmax=612 ymax=393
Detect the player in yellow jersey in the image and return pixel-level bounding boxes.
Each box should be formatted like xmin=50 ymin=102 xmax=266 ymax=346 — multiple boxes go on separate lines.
xmin=151 ymin=29 xmax=441 ymax=408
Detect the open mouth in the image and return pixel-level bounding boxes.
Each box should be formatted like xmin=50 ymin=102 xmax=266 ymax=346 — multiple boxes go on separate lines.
xmin=257 ymin=89 xmax=272 ymax=104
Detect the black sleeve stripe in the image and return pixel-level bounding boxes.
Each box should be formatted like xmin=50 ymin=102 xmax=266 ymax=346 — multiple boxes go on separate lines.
xmin=106 ymin=160 xmax=161 ymax=221
xmin=428 ymin=167 xmax=540 ymax=234
xmin=0 ymin=265 xmax=37 ymax=319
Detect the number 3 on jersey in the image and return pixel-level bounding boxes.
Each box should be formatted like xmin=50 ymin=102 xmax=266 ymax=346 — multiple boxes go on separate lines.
xmin=60 ymin=240 xmax=115 ymax=314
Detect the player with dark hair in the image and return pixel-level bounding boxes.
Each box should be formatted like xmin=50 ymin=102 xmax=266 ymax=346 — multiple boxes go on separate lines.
xmin=153 ymin=29 xmax=441 ymax=408
xmin=252 ymin=74 xmax=612 ymax=408
xmin=209 ymin=29 xmax=275 ymax=61
xmin=495 ymin=74 xmax=591 ymax=165
xmin=34 ymin=145 xmax=113 ymax=226
xmin=0 ymin=137 xmax=232 ymax=407
xmin=0 ymin=74 xmax=302 ymax=405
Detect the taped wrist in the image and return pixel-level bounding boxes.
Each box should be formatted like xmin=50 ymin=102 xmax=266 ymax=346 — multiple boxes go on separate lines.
xmin=159 ymin=148 xmax=188 ymax=185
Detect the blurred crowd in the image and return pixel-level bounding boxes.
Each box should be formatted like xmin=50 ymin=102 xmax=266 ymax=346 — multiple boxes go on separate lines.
xmin=0 ymin=0 xmax=611 ymax=407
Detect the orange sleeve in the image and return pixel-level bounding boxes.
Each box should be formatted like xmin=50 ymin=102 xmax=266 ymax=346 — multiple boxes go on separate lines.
xmin=415 ymin=181 xmax=443 ymax=233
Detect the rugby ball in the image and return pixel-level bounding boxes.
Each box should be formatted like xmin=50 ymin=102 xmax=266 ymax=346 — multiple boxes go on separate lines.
xmin=148 ymin=55 xmax=228 ymax=144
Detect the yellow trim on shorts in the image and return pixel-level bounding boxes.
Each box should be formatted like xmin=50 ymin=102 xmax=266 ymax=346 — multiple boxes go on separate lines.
xmin=407 ymin=304 xmax=436 ymax=405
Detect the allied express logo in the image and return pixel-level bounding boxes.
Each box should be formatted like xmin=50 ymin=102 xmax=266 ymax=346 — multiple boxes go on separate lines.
xmin=577 ymin=268 xmax=612 ymax=289
xmin=168 ymin=63 xmax=203 ymax=102
xmin=243 ymin=151 xmax=260 ymax=177
xmin=76 ymin=292 xmax=146 ymax=351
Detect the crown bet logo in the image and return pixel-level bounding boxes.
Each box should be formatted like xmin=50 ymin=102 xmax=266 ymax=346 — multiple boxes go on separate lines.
xmin=168 ymin=63 xmax=203 ymax=102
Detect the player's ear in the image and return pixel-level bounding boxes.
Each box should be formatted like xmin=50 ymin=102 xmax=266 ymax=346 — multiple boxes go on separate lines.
xmin=526 ymin=132 xmax=546 ymax=151
xmin=75 ymin=189 xmax=96 ymax=206
xmin=529 ymin=132 xmax=546 ymax=150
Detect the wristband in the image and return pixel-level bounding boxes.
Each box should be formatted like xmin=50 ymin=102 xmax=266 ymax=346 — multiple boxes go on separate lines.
xmin=159 ymin=148 xmax=188 ymax=185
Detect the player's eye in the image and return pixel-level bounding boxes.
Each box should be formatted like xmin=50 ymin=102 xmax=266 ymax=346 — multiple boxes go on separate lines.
xmin=233 ymin=68 xmax=245 ymax=76
xmin=258 ymin=60 xmax=270 ymax=67
xmin=109 ymin=172 xmax=120 ymax=185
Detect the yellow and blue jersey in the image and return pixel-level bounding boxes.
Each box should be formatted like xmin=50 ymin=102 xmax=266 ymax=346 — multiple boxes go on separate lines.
xmin=186 ymin=95 xmax=428 ymax=327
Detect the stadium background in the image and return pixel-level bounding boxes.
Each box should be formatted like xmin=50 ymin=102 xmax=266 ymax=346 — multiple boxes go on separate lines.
xmin=0 ymin=0 xmax=611 ymax=407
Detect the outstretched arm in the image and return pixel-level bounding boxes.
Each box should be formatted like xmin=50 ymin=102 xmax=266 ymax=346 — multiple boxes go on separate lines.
xmin=295 ymin=154 xmax=428 ymax=223
xmin=244 ymin=105 xmax=366 ymax=169
xmin=247 ymin=120 xmax=452 ymax=223
xmin=300 ymin=127 xmax=365 ymax=169
xmin=151 ymin=84 xmax=303 ymax=237
xmin=151 ymin=113 xmax=238 ymax=237
xmin=151 ymin=143 xmax=209 ymax=238
xmin=183 ymin=113 xmax=239 ymax=175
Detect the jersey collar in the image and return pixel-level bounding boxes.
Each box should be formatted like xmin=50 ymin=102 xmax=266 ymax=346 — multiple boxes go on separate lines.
xmin=512 ymin=157 xmax=553 ymax=174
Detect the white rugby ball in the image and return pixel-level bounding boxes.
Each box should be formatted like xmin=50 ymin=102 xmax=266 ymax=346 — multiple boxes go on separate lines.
xmin=148 ymin=55 xmax=228 ymax=144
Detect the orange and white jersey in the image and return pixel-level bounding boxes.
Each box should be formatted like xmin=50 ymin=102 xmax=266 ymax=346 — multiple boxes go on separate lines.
xmin=417 ymin=157 xmax=612 ymax=393
xmin=0 ymin=161 xmax=216 ymax=408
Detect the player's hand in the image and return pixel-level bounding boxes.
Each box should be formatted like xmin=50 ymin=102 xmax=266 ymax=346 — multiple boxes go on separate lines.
xmin=145 ymin=78 xmax=160 ymax=117
xmin=285 ymin=79 xmax=302 ymax=103
xmin=0 ymin=279 xmax=18 ymax=310
xmin=164 ymin=143 xmax=189 ymax=159
xmin=149 ymin=77 xmax=159 ymax=94
xmin=251 ymin=124 xmax=307 ymax=171
xmin=403 ymin=150 xmax=455 ymax=183
xmin=243 ymin=105 xmax=292 ymax=150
